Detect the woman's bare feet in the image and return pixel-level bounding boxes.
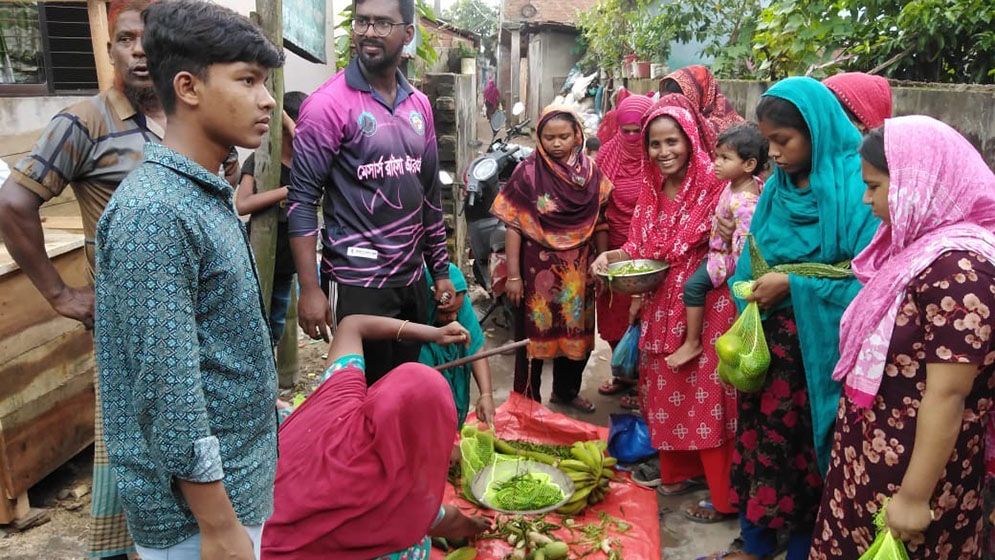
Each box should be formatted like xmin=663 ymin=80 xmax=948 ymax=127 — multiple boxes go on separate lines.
xmin=666 ymin=340 xmax=703 ymax=368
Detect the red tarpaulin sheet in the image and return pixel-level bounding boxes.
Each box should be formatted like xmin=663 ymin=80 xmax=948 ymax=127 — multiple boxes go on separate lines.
xmin=431 ymin=392 xmax=661 ymax=560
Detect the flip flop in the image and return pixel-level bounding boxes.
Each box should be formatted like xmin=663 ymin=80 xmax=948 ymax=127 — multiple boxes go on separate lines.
xmin=657 ymin=478 xmax=706 ymax=496
xmin=620 ymin=395 xmax=640 ymax=410
xmin=683 ymin=500 xmax=738 ymax=524
xmin=598 ymin=378 xmax=633 ymax=395
xmin=630 ymin=458 xmax=661 ymax=487
xmin=549 ymin=394 xmax=597 ymax=413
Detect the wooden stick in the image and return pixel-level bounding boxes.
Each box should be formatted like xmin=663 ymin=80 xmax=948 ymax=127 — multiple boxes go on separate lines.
xmin=435 ymin=339 xmax=530 ymax=371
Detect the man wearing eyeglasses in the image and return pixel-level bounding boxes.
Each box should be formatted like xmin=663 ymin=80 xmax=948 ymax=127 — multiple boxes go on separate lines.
xmin=288 ymin=0 xmax=457 ymax=386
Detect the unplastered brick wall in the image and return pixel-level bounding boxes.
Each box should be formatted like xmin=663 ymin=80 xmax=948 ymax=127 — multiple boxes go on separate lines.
xmin=423 ymin=73 xmax=478 ymax=266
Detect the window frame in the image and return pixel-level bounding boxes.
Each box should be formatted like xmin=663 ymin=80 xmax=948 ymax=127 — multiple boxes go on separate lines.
xmin=0 ymin=1 xmax=98 ymax=97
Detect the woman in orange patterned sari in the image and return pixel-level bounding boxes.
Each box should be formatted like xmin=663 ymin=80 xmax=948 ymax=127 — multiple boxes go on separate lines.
xmin=491 ymin=107 xmax=613 ymax=413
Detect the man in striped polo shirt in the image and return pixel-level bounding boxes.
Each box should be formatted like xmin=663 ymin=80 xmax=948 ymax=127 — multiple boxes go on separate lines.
xmin=0 ymin=1 xmax=162 ymax=558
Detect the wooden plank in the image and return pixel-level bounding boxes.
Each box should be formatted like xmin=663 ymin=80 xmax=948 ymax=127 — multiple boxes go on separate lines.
xmin=0 ymin=327 xmax=94 ymax=416
xmin=0 ymin=231 xmax=84 ymax=277
xmin=40 ymin=216 xmax=84 ymax=232
xmin=87 ymin=0 xmax=114 ymax=92
xmin=0 ymin=131 xmax=39 ymax=160
xmin=0 ymin=371 xmax=95 ymax=498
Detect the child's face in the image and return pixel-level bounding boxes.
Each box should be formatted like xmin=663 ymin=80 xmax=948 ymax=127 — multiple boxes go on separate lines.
xmin=646 ymin=116 xmax=690 ymax=177
xmin=758 ymin=118 xmax=812 ymax=177
xmin=198 ymin=61 xmax=277 ymax=150
xmin=540 ymin=117 xmax=579 ymax=162
xmin=714 ymin=144 xmax=757 ymax=182
xmin=861 ymin=158 xmax=891 ymax=224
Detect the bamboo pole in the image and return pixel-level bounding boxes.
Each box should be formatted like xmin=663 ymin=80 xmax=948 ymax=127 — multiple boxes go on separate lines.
xmin=86 ymin=0 xmax=114 ymax=91
xmin=434 ymin=338 xmax=530 ymax=372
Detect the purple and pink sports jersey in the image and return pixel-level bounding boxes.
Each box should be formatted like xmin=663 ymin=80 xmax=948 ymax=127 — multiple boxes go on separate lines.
xmin=288 ymin=59 xmax=449 ymax=288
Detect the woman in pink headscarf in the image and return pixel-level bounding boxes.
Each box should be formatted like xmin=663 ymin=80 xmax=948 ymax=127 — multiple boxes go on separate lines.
xmin=594 ymin=92 xmax=655 ymax=399
xmin=811 ymin=116 xmax=995 ymax=559
xmin=822 ymin=72 xmax=893 ymax=133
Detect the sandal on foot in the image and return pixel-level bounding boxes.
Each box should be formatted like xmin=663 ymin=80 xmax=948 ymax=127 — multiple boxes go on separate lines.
xmin=598 ymin=378 xmax=633 ymax=395
xmin=630 ymin=457 xmax=661 ymax=487
xmin=620 ymin=395 xmax=640 ymax=410
xmin=657 ymin=478 xmax=706 ymax=496
xmin=683 ymin=500 xmax=737 ymax=524
xmin=549 ymin=394 xmax=597 ymax=413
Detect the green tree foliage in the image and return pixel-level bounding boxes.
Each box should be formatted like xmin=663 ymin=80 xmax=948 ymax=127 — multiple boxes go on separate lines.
xmin=579 ymin=0 xmax=994 ymax=83
xmin=442 ymin=0 xmax=498 ymax=64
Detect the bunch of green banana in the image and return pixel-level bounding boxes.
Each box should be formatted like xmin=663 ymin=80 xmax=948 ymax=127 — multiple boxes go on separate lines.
xmin=555 ymin=440 xmax=617 ymax=515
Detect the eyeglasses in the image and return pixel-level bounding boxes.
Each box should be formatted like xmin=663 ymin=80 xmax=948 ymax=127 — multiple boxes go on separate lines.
xmin=351 ymin=17 xmax=407 ymax=37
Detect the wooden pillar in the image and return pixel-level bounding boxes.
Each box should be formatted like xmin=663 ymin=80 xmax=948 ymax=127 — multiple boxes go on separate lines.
xmin=251 ymin=0 xmax=296 ymax=382
xmin=277 ymin=277 xmax=299 ymax=388
xmin=509 ymin=25 xmax=520 ymax=108
xmin=87 ymin=0 xmax=114 ymax=91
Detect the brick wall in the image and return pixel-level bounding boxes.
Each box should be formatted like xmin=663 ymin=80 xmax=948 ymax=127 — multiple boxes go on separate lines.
xmin=503 ymin=0 xmax=595 ymax=25
xmin=422 ymin=73 xmax=478 ymax=266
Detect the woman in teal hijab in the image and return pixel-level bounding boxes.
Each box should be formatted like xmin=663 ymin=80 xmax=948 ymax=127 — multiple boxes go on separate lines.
xmin=419 ymin=264 xmax=495 ymax=428
xmin=703 ymin=78 xmax=878 ymax=560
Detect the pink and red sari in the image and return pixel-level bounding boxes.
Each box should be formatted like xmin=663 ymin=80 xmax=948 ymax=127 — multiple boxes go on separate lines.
xmin=623 ymin=102 xmax=737 ymax=454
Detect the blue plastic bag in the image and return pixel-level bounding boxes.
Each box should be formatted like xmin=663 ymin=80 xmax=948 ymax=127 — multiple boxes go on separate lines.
xmin=611 ymin=323 xmax=640 ymax=380
xmin=607 ymin=413 xmax=656 ymax=464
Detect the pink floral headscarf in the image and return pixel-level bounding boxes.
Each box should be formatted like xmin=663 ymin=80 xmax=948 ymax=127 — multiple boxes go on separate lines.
xmin=833 ymin=115 xmax=995 ymax=407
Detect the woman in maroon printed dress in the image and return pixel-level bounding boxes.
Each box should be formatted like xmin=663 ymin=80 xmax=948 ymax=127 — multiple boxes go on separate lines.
xmin=812 ymin=116 xmax=995 ymax=559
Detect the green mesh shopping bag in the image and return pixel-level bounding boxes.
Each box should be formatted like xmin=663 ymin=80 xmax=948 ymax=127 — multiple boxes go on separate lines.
xmin=715 ymin=281 xmax=771 ymax=393
xmin=858 ymin=504 xmax=910 ymax=560
xmin=459 ymin=424 xmax=495 ymax=503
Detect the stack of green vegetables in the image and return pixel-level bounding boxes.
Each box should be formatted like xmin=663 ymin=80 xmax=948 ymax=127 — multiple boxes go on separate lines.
xmin=485 ymin=472 xmax=564 ymax=511
xmin=459 ymin=425 xmax=618 ymax=515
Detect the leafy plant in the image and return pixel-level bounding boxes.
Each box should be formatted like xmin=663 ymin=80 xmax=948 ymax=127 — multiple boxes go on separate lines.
xmin=575 ymin=0 xmax=632 ymax=72
xmin=442 ymin=0 xmax=499 ymax=64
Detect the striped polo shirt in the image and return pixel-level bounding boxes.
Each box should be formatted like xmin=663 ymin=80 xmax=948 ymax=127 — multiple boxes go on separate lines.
xmin=11 ymin=88 xmax=164 ymax=268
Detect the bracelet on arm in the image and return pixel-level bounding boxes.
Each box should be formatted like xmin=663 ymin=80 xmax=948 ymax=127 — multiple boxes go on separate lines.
xmin=508 ymin=277 xmax=522 ymax=282
xmin=396 ymin=320 xmax=410 ymax=342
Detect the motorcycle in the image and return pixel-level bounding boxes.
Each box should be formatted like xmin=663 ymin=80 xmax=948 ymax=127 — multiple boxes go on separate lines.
xmin=463 ymin=102 xmax=531 ymax=325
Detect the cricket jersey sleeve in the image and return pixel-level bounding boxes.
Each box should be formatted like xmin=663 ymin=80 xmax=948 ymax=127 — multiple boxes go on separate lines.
xmin=288 ymin=93 xmax=345 ymax=238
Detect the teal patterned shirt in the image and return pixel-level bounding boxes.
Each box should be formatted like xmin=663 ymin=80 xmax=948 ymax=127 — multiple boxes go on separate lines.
xmin=94 ymin=143 xmax=278 ymax=549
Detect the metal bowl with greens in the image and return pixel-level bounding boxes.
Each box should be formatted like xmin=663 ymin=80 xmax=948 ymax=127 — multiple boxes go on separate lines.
xmin=598 ymin=259 xmax=669 ymax=295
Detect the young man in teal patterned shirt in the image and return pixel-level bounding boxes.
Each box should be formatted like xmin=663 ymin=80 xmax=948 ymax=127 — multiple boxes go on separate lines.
xmin=94 ymin=1 xmax=283 ymax=558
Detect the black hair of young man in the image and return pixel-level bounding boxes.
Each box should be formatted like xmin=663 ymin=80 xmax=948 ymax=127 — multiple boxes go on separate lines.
xmin=355 ymin=0 xmax=414 ymax=24
xmin=284 ymin=91 xmax=307 ymax=122
xmin=142 ymin=0 xmax=284 ymax=115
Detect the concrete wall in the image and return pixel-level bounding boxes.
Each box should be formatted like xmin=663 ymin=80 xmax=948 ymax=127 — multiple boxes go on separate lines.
xmin=626 ymin=77 xmax=995 ymax=168
xmin=526 ymin=30 xmax=580 ymax=123
xmin=422 ymin=72 xmax=477 ymax=266
xmin=2 ymin=96 xmax=91 ymax=172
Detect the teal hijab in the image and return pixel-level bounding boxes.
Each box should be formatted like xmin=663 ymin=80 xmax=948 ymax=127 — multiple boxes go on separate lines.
xmin=418 ymin=264 xmax=485 ymax=428
xmin=730 ymin=77 xmax=879 ymax=475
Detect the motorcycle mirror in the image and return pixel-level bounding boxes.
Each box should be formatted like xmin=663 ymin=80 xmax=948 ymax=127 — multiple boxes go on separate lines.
xmin=512 ymin=102 xmax=525 ymax=117
xmin=490 ymin=110 xmax=507 ymax=133
xmin=438 ymin=171 xmax=454 ymax=185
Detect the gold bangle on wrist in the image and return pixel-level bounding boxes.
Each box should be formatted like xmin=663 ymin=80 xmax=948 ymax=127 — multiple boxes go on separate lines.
xmin=396 ymin=320 xmax=410 ymax=341
xmin=508 ymin=277 xmax=522 ymax=282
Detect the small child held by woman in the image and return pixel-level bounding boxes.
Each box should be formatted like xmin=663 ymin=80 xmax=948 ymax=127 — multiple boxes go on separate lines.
xmin=666 ymin=123 xmax=768 ymax=367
